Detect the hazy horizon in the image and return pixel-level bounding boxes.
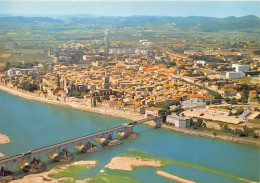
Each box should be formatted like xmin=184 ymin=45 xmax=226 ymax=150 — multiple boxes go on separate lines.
xmin=0 ymin=1 xmax=259 ymax=18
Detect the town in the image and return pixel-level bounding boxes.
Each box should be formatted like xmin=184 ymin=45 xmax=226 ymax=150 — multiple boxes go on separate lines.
xmin=0 ymin=2 xmax=260 ymax=182
xmin=1 ymin=33 xmax=260 ymax=143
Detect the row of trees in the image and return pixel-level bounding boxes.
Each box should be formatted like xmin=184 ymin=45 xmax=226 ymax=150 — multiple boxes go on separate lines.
xmin=70 ymin=91 xmax=89 ymax=98
xmin=148 ymin=100 xmax=182 ymax=112
xmin=21 ymin=81 xmax=38 ymax=92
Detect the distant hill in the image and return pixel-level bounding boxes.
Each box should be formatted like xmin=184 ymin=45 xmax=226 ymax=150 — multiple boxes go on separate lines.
xmin=0 ymin=15 xmax=259 ymax=32
xmin=0 ymin=16 xmax=63 ymax=24
xmin=198 ymin=15 xmax=260 ymax=32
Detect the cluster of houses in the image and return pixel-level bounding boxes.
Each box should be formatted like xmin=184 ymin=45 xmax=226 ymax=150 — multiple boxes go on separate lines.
xmin=1 ymin=38 xmax=260 ymax=129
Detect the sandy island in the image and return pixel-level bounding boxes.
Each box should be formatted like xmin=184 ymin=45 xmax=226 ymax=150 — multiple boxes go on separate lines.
xmin=10 ymin=160 xmax=97 ymax=183
xmin=0 ymin=133 xmax=10 ymax=158
xmin=0 ymin=133 xmax=10 ymax=144
xmin=105 ymin=156 xmax=162 ymax=171
xmin=156 ymin=170 xmax=196 ymax=183
xmin=0 ymin=152 xmax=4 ymax=158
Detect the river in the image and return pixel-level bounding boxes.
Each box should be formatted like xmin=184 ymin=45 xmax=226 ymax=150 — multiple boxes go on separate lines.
xmin=0 ymin=91 xmax=259 ymax=183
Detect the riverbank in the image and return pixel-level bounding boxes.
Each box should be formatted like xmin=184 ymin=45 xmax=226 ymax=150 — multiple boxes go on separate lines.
xmin=0 ymin=84 xmax=142 ymax=121
xmin=143 ymin=120 xmax=260 ymax=147
xmin=0 ymin=84 xmax=260 ymax=147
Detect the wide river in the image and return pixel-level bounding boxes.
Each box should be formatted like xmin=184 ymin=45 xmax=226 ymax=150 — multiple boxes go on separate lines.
xmin=0 ymin=91 xmax=259 ymax=183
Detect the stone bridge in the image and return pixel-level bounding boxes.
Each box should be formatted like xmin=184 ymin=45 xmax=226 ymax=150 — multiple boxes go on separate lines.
xmin=0 ymin=117 xmax=161 ymax=172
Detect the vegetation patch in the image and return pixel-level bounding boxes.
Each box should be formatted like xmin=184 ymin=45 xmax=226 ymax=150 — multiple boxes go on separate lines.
xmin=51 ymin=165 xmax=90 ymax=180
xmin=89 ymin=172 xmax=139 ymax=183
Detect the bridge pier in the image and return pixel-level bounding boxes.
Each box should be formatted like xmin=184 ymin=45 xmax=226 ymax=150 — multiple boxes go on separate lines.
xmin=54 ymin=149 xmax=75 ymax=162
xmin=123 ymin=125 xmax=133 ymax=138
xmin=81 ymin=142 xmax=98 ymax=153
xmin=23 ymin=158 xmax=46 ymax=173
xmin=0 ymin=167 xmax=14 ymax=182
xmin=103 ymin=134 xmax=121 ymax=146
xmin=154 ymin=118 xmax=162 ymax=128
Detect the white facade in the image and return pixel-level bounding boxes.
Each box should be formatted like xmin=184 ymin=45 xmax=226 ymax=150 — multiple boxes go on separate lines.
xmin=7 ymin=70 xmax=14 ymax=75
xmin=232 ymin=64 xmax=249 ymax=72
xmin=196 ymin=60 xmax=206 ymax=66
xmin=109 ymin=48 xmax=151 ymax=55
xmin=226 ymin=72 xmax=245 ymax=79
xmin=184 ymin=50 xmax=199 ymax=55
xmin=166 ymin=115 xmax=191 ymax=127
xmin=7 ymin=68 xmax=20 ymax=75
xmin=16 ymin=71 xmax=22 ymax=75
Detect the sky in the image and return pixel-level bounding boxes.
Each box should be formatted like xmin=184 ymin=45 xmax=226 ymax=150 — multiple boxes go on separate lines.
xmin=0 ymin=0 xmax=260 ymax=2
xmin=0 ymin=1 xmax=259 ymax=18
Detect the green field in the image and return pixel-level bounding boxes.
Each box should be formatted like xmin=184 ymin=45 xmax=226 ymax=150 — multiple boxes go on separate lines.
xmin=0 ymin=16 xmax=259 ymax=64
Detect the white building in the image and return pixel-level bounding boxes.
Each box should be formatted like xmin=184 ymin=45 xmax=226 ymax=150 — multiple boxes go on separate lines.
xmin=196 ymin=60 xmax=206 ymax=66
xmin=7 ymin=70 xmax=14 ymax=75
xmin=226 ymin=72 xmax=245 ymax=79
xmin=232 ymin=64 xmax=249 ymax=72
xmin=33 ymin=65 xmax=43 ymax=71
xmin=142 ymin=42 xmax=153 ymax=46
xmin=16 ymin=70 xmax=22 ymax=75
xmin=166 ymin=114 xmax=191 ymax=127
xmin=184 ymin=50 xmax=199 ymax=55
xmin=109 ymin=48 xmax=151 ymax=55
xmin=139 ymin=39 xmax=148 ymax=43
xmin=7 ymin=68 xmax=20 ymax=75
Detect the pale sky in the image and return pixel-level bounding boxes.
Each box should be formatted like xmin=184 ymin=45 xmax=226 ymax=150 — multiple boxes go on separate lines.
xmin=0 ymin=0 xmax=260 ymax=2
xmin=0 ymin=0 xmax=259 ymax=17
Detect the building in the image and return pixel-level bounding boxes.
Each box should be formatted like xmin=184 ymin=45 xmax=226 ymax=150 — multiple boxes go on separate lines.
xmin=204 ymin=95 xmax=215 ymax=102
xmin=226 ymin=72 xmax=245 ymax=79
xmin=145 ymin=107 xmax=163 ymax=117
xmin=220 ymin=88 xmax=237 ymax=97
xmin=232 ymin=64 xmax=249 ymax=72
xmin=237 ymin=53 xmax=250 ymax=57
xmin=166 ymin=114 xmax=191 ymax=127
xmin=184 ymin=50 xmax=199 ymax=55
xmin=196 ymin=60 xmax=206 ymax=66
xmin=207 ymin=107 xmax=230 ymax=116
xmin=190 ymin=94 xmax=204 ymax=103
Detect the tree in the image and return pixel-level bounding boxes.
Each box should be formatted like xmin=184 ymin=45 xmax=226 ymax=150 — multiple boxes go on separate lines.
xmin=222 ymin=124 xmax=233 ymax=133
xmin=196 ymin=118 xmax=203 ymax=127
xmin=253 ymin=49 xmax=260 ymax=55
xmin=22 ymin=81 xmax=37 ymax=92
xmin=3 ymin=62 xmax=11 ymax=71
xmin=212 ymin=99 xmax=221 ymax=104
xmin=224 ymin=97 xmax=231 ymax=103
xmin=172 ymin=107 xmax=183 ymax=113
xmin=230 ymin=98 xmax=238 ymax=105
xmin=241 ymin=94 xmax=248 ymax=104
xmin=235 ymin=108 xmax=244 ymax=116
